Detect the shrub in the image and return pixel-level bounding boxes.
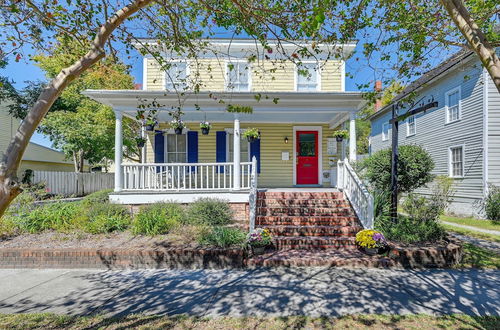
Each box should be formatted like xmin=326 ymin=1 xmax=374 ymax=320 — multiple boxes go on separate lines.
xmin=187 ymin=198 xmax=233 ymax=226
xmin=132 ymin=202 xmax=184 ymax=235
xmin=375 ymin=215 xmax=446 ymax=244
xmin=0 ymin=217 xmax=19 ymax=238
xmin=14 ymin=202 xmax=82 ymax=233
xmin=482 ymin=185 xmax=500 ymax=221
xmin=360 ymin=145 xmax=434 ymax=194
xmin=199 ymin=226 xmax=246 ymax=247
xmin=82 ymin=189 xmax=112 ymax=206
xmin=83 ymin=203 xmax=131 ymax=234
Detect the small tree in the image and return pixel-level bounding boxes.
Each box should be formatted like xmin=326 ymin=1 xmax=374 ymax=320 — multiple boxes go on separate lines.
xmin=360 ymin=145 xmax=435 ymax=194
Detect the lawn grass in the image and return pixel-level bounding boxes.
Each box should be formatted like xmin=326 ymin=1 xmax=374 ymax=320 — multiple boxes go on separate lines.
xmin=442 ymin=224 xmax=500 ymax=243
xmin=456 ymin=243 xmax=500 ymax=269
xmin=0 ymin=313 xmax=498 ymax=330
xmin=441 ymin=215 xmax=500 ymax=232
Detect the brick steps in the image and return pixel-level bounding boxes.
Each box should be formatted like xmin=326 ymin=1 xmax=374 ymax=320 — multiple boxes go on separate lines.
xmin=257 ymin=207 xmax=355 ymax=217
xmin=256 ymin=216 xmax=358 ymax=227
xmin=257 ymin=200 xmax=350 ymax=208
xmin=257 ymin=192 xmax=345 ymax=199
xmin=273 ymin=237 xmax=357 ymax=250
xmin=263 ymin=225 xmax=362 ymax=237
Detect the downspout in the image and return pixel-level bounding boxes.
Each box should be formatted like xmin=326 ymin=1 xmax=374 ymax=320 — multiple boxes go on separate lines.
xmin=483 ymin=67 xmax=489 ymax=197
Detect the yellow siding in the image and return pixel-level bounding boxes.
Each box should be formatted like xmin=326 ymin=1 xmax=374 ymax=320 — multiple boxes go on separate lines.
xmin=0 ymin=104 xmax=17 ymax=156
xmin=145 ymin=58 xmax=343 ymax=92
xmin=18 ymin=160 xmax=75 ymax=174
xmin=144 ymin=122 xmax=340 ymax=187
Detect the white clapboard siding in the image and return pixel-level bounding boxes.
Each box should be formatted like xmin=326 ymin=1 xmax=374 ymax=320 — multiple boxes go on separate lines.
xmin=33 ymin=171 xmax=114 ymax=196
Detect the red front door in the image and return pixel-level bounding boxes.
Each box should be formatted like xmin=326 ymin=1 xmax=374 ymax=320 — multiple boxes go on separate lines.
xmin=296 ymin=131 xmax=319 ymax=185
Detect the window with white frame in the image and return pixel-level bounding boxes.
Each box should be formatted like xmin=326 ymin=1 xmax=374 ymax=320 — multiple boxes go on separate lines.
xmin=165 ymin=62 xmax=188 ymax=91
xmin=296 ymin=63 xmax=319 ymax=91
xmin=165 ymin=133 xmax=187 ymax=163
xmin=407 ymin=115 xmax=416 ymax=136
xmin=226 ymin=62 xmax=250 ymax=91
xmin=227 ymin=132 xmax=250 ymax=162
xmin=382 ymin=122 xmax=391 ymax=141
xmin=449 ymin=145 xmax=464 ymax=178
xmin=446 ymin=87 xmax=461 ymax=123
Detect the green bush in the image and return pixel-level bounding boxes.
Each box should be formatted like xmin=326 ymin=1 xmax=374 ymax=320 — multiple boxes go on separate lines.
xmin=198 ymin=226 xmax=246 ymax=247
xmin=132 ymin=202 xmax=184 ymax=235
xmin=375 ymin=215 xmax=446 ymax=244
xmin=187 ymin=198 xmax=233 ymax=226
xmin=483 ymin=185 xmax=500 ymax=221
xmin=83 ymin=203 xmax=131 ymax=234
xmin=15 ymin=202 xmax=82 ymax=233
xmin=360 ymin=145 xmax=435 ymax=194
xmin=82 ymin=189 xmax=112 ymax=206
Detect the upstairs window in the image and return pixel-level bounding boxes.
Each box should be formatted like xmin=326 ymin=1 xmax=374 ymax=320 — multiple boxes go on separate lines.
xmin=226 ymin=62 xmax=250 ymax=91
xmin=165 ymin=62 xmax=188 ymax=91
xmin=296 ymin=63 xmax=319 ymax=91
xmin=165 ymin=133 xmax=187 ymax=163
xmin=407 ymin=115 xmax=416 ymax=136
xmin=446 ymin=86 xmax=461 ymax=123
xmin=382 ymin=122 xmax=391 ymax=141
xmin=449 ymin=145 xmax=464 ymax=178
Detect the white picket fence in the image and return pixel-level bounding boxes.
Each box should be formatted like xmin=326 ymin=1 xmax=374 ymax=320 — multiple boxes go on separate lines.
xmin=33 ymin=171 xmax=114 ymax=196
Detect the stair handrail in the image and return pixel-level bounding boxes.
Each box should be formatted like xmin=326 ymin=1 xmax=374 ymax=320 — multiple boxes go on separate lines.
xmin=337 ymin=158 xmax=374 ymax=229
xmin=248 ymin=156 xmax=258 ymax=232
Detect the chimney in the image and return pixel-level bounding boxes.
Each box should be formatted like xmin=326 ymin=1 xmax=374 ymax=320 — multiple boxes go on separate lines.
xmin=374 ymin=80 xmax=382 ymax=112
xmin=134 ymin=83 xmax=143 ymax=90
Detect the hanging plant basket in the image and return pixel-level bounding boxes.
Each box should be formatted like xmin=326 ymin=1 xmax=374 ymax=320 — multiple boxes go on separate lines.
xmin=336 ymin=136 xmax=344 ymax=142
xmin=332 ymin=129 xmax=349 ymax=143
xmin=145 ymin=123 xmax=157 ymax=132
xmin=174 ymin=127 xmax=183 ymax=135
xmin=136 ymin=138 xmax=146 ymax=148
xmin=201 ymin=127 xmax=210 ymax=135
xmin=243 ymin=128 xmax=260 ymax=143
xmin=247 ymin=135 xmax=258 ymax=143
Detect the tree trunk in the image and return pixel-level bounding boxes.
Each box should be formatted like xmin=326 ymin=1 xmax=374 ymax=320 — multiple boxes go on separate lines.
xmin=73 ymin=152 xmax=79 ymax=172
xmin=79 ymin=151 xmax=85 ymax=173
xmin=0 ymin=0 xmax=152 ymax=218
xmin=441 ymin=0 xmax=500 ymax=93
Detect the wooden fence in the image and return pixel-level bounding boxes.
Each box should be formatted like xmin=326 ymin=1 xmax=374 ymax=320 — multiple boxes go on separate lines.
xmin=33 ymin=171 xmax=114 ymax=196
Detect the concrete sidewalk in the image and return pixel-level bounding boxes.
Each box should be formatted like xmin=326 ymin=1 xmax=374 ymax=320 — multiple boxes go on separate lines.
xmin=0 ymin=268 xmax=498 ymax=317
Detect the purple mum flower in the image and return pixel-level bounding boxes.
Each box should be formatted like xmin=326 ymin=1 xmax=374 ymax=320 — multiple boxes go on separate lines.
xmin=373 ymin=233 xmax=385 ymax=242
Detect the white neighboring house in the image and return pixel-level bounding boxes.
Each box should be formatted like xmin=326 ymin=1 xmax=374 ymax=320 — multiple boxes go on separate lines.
xmin=370 ymin=50 xmax=500 ymax=217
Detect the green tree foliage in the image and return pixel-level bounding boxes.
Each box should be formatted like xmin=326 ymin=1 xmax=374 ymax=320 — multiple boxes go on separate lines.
xmin=360 ymin=145 xmax=435 ymax=194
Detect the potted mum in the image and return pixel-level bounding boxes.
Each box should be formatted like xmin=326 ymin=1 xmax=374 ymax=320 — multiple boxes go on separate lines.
xmin=243 ymin=128 xmax=260 ymax=143
xmin=200 ymin=121 xmax=211 ymax=135
xmin=332 ymin=129 xmax=349 ymax=142
xmin=170 ymin=119 xmax=185 ymax=135
xmin=135 ymin=137 xmax=146 ymax=148
xmin=247 ymin=228 xmax=272 ymax=255
xmin=355 ymin=229 xmax=388 ymax=255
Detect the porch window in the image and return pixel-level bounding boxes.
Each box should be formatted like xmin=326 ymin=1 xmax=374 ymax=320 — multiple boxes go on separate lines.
xmin=227 ymin=133 xmax=250 ymax=162
xmin=165 ymin=133 xmax=187 ymax=163
xmin=296 ymin=63 xmax=319 ymax=91
xmin=165 ymin=62 xmax=188 ymax=91
xmin=226 ymin=62 xmax=250 ymax=91
xmin=382 ymin=122 xmax=391 ymax=141
xmin=449 ymin=145 xmax=464 ymax=178
xmin=446 ymin=86 xmax=461 ymax=123
xmin=407 ymin=115 xmax=416 ymax=136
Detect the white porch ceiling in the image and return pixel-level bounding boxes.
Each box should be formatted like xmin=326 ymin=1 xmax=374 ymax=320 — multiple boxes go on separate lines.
xmin=83 ymin=90 xmax=365 ymax=126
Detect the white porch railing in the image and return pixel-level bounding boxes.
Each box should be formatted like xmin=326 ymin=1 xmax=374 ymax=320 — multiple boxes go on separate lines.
xmin=337 ymin=158 xmax=374 ymax=229
xmin=122 ymin=162 xmax=254 ymax=191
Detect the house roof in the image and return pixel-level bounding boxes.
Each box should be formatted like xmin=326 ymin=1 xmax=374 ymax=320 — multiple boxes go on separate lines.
xmin=370 ymin=50 xmax=475 ymax=120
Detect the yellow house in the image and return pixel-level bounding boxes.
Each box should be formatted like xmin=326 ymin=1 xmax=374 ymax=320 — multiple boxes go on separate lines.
xmin=0 ymin=103 xmax=75 ymax=176
xmin=85 ymin=39 xmax=373 ymax=229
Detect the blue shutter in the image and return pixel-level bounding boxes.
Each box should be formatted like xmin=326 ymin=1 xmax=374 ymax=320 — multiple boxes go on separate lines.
xmin=250 ymin=138 xmax=261 ymax=173
xmin=154 ymin=130 xmax=165 ymax=163
xmin=187 ymin=131 xmax=198 ymax=171
xmin=216 ymin=131 xmax=226 ymax=173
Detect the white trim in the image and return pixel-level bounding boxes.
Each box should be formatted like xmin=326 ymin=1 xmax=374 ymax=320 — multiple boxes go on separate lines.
xmin=382 ymin=122 xmax=391 ymax=141
xmin=482 ymin=68 xmax=489 ymax=195
xmin=292 ymin=126 xmax=323 ymax=186
xmin=340 ymin=61 xmax=345 ymax=92
xmin=110 ymin=192 xmax=250 ymax=204
xmin=445 ymin=85 xmax=462 ymax=124
xmin=295 ymin=61 xmax=321 ymax=92
xmin=224 ymin=59 xmax=251 ymax=92
xmin=448 ymin=144 xmax=465 ymax=178
xmin=406 ymin=115 xmax=416 ymax=137
xmin=142 ymin=57 xmax=148 ymax=91
xmin=163 ymin=130 xmax=189 ymax=163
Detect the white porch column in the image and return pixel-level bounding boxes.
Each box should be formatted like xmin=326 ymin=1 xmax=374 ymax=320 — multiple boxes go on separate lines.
xmin=114 ymin=111 xmax=123 ymax=192
xmin=141 ymin=125 xmax=147 ymax=164
xmin=233 ymin=115 xmax=241 ymax=190
xmin=349 ymin=111 xmax=357 ymax=162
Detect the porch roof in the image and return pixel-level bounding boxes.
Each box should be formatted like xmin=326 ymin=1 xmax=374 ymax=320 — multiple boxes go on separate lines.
xmin=84 ymin=90 xmax=366 ymax=127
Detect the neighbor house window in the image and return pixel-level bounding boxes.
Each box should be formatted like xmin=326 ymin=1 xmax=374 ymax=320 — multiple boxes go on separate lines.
xmin=165 ymin=62 xmax=188 ymax=91
xmin=446 ymin=86 xmax=461 ymax=123
xmin=296 ymin=63 xmax=319 ymax=91
xmin=382 ymin=122 xmax=391 ymax=141
xmin=449 ymin=145 xmax=464 ymax=178
xmin=407 ymin=115 xmax=416 ymax=136
xmin=165 ymin=133 xmax=187 ymax=163
xmin=226 ymin=62 xmax=250 ymax=91
xmin=227 ymin=132 xmax=250 ymax=162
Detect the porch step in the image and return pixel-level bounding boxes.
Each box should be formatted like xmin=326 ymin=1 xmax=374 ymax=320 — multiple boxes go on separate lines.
xmin=273 ymin=236 xmax=357 ymax=250
xmin=257 ymin=215 xmax=359 ymax=227
xmin=257 ymin=192 xmax=344 ymax=199
xmin=263 ymin=225 xmax=362 ymax=237
xmin=257 ymin=199 xmax=351 ymax=208
xmin=257 ymin=206 xmax=355 ymax=217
